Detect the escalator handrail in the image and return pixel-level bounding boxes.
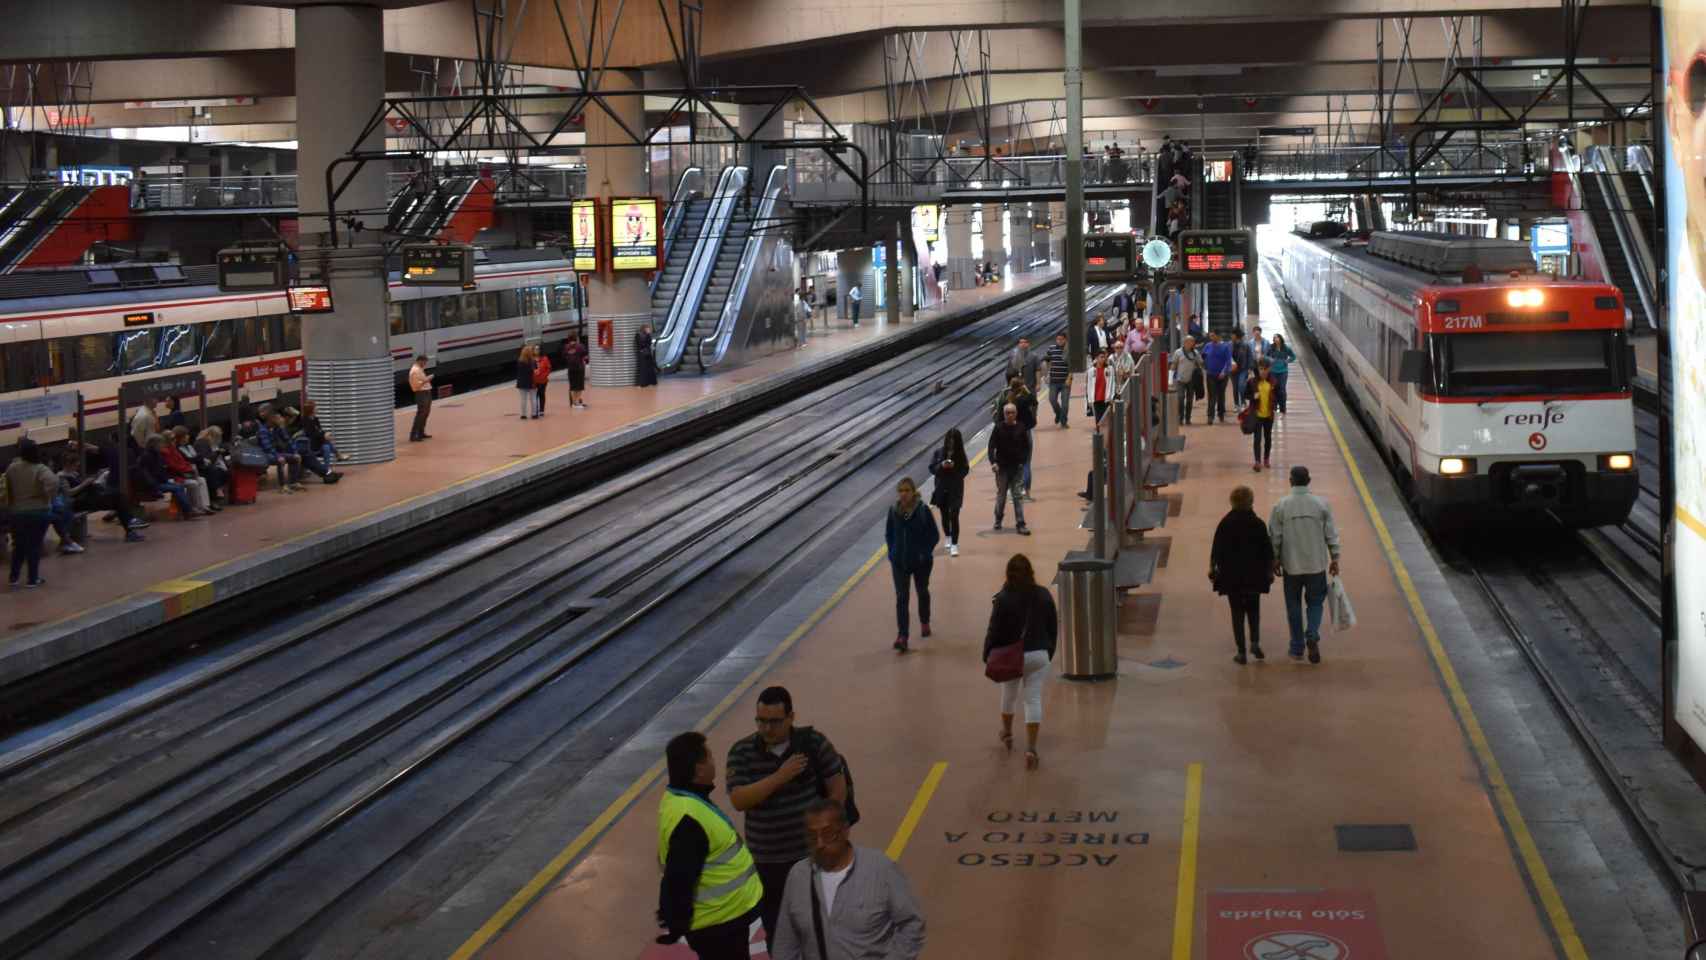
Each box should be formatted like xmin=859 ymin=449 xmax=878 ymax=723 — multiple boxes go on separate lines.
xmin=0 ymin=187 xmax=83 ymax=271
xmin=0 ymin=187 xmax=62 ymax=255
xmin=655 ymin=165 xmax=747 ymax=372
xmin=700 ymin=165 xmax=789 ymax=370
xmin=650 ymin=167 xmax=705 ymax=298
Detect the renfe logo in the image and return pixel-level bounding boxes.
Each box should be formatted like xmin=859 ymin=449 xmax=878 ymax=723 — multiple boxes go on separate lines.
xmin=1503 ymin=409 xmax=1566 ymax=429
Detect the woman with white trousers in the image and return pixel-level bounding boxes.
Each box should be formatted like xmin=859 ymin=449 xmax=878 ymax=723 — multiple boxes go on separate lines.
xmin=982 ymin=554 xmax=1058 ymax=770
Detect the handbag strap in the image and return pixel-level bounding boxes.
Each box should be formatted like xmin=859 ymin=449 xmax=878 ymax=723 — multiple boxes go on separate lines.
xmin=809 ymin=868 xmax=830 ymax=959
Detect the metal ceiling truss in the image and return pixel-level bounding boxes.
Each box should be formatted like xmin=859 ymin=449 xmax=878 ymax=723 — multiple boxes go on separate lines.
xmin=323 ymin=0 xmax=871 ymax=244
xmin=1 ymin=61 xmax=94 ymax=178
xmin=1404 ymin=0 xmax=1646 ymax=213
xmin=874 ymin=29 xmax=1003 ymax=189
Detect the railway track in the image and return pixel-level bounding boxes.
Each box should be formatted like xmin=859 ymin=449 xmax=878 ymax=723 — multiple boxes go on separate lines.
xmin=0 ymin=283 xmax=1115 ymax=959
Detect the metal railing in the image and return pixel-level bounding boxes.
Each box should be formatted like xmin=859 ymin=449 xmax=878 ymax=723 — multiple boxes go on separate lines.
xmin=700 ymin=164 xmax=788 ymax=370
xmin=119 ymin=168 xmax=584 ymax=211
xmin=1245 ymin=142 xmax=1546 ymax=182
xmin=656 ymin=165 xmax=746 ymax=372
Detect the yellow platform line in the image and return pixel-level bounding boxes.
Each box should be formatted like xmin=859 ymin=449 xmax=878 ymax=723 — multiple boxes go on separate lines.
xmin=448 ymin=545 xmax=889 ymax=960
xmin=1170 ymin=762 xmax=1204 ymax=960
xmin=1300 ymin=367 xmax=1590 ymax=960
xmin=886 ymin=762 xmax=948 ymax=861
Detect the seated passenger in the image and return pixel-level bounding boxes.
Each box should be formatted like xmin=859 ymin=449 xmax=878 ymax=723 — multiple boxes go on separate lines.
xmin=139 ymin=434 xmax=202 ymax=519
xmin=50 ymin=450 xmax=95 ymax=554
xmin=174 ymin=426 xmax=228 ymax=506
xmin=158 ymin=433 xmax=215 ymax=514
xmin=298 ymin=400 xmax=348 ymax=463
xmin=258 ymin=411 xmax=305 ymax=492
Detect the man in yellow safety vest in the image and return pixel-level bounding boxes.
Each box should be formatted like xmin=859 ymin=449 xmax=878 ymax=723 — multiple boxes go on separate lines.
xmin=657 ymin=731 xmax=765 ymax=957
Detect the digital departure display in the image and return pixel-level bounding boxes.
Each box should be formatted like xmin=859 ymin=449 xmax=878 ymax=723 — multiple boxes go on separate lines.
xmin=123 ymin=311 xmax=155 ymax=327
xmin=1083 ymin=235 xmax=1135 ymax=280
xmin=1179 ymin=230 xmax=1253 ymax=278
xmin=402 ymin=243 xmax=475 ymax=286
xmin=286 ymin=284 xmax=335 ymax=314
xmin=217 ymin=244 xmax=287 ymax=292
xmin=570 ymin=199 xmax=599 ymax=272
xmin=609 ymin=197 xmax=660 ymax=271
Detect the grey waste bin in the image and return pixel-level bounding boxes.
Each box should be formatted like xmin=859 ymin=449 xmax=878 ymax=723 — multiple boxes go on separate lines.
xmin=1057 ymin=552 xmax=1117 ymax=680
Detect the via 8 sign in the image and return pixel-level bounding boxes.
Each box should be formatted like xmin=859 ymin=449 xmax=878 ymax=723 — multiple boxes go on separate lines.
xmin=1179 ymin=229 xmax=1253 ymax=279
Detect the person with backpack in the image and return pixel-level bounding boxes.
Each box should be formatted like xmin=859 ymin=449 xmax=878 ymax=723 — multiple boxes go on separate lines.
xmin=1267 ymin=333 xmax=1298 ymax=415
xmin=929 ymin=429 xmax=970 ymax=558
xmin=726 ymin=686 xmax=850 ymax=945
xmin=982 ymin=553 xmax=1059 ymax=770
xmin=1242 ymin=359 xmax=1278 ymax=471
xmin=1170 ymin=335 xmax=1204 ymax=426
xmin=885 ymin=476 xmax=940 ymax=653
xmin=532 ymin=344 xmax=552 ymax=416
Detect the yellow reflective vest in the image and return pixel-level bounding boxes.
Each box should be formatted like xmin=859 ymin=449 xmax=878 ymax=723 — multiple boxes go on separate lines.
xmin=657 ymin=787 xmax=763 ymax=931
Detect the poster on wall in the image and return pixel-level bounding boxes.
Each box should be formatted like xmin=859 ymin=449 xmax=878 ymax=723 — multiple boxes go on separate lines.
xmin=1663 ymin=1 xmax=1706 ymax=751
xmin=609 ymin=197 xmax=660 ymax=271
xmin=912 ymin=204 xmax=941 ymax=243
xmin=570 ymin=199 xmax=599 ymax=272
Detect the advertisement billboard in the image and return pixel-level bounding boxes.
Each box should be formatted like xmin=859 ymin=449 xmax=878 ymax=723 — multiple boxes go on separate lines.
xmin=570 ymin=199 xmax=599 ymax=272
xmin=1664 ymin=1 xmax=1706 ymax=752
xmin=610 ymin=197 xmax=660 ymax=271
xmin=912 ymin=204 xmax=941 ymax=243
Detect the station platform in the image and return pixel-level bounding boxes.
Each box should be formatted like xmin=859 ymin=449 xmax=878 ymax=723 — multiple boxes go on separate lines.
xmin=456 ymin=331 xmax=1582 ymax=958
xmin=1 ymin=269 xmax=1059 ymax=684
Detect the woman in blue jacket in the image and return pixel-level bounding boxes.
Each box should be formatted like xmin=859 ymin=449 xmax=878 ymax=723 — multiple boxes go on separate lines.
xmin=1267 ymin=334 xmax=1298 ymax=414
xmin=886 ymin=476 xmax=940 ymax=654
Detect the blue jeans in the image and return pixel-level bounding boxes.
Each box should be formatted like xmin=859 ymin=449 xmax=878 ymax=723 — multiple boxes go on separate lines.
xmin=49 ymin=496 xmax=74 ymax=541
xmin=1283 ymin=572 xmax=1329 ymax=655
xmin=1049 ymin=382 xmax=1069 ymax=426
xmin=1234 ymin=369 xmax=1250 ymax=403
xmin=156 ymin=481 xmax=193 ymax=514
xmin=1272 ymin=371 xmax=1289 ymax=413
xmin=892 ymin=563 xmax=932 ymax=637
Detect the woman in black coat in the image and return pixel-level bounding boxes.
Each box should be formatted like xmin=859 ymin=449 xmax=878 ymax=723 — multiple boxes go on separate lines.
xmin=983 ymin=553 xmax=1058 ymax=770
xmin=928 ymin=428 xmax=970 ymax=557
xmin=634 ymin=325 xmax=658 ymax=387
xmin=1208 ymin=484 xmax=1274 ymax=664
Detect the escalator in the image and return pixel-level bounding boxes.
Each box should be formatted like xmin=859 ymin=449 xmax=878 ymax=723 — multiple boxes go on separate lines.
xmin=650 ymin=199 xmax=711 ymax=326
xmin=693 ymin=165 xmax=794 ymax=371
xmin=1620 ymin=170 xmax=1658 ymax=261
xmin=0 ymin=186 xmax=90 ymax=273
xmin=685 ymin=205 xmax=752 ymax=359
xmin=397 ymin=176 xmax=474 ymax=238
xmin=1201 ymin=174 xmax=1238 ymax=335
xmin=1580 ymin=173 xmax=1655 ymax=329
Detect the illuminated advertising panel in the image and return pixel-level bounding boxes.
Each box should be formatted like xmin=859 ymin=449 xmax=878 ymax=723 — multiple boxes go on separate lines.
xmin=609 ymin=197 xmax=660 ymax=271
xmin=912 ymin=204 xmax=941 ymax=243
xmin=1664 ymin=1 xmax=1706 ymax=753
xmin=286 ymin=284 xmax=335 ymax=314
xmin=570 ymin=199 xmax=599 ymax=272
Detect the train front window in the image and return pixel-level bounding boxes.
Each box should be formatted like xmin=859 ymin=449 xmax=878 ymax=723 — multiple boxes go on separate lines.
xmin=1436 ymin=330 xmax=1625 ymax=396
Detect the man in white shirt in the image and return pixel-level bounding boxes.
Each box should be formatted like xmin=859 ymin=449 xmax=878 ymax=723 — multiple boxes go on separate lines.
xmin=847 ymin=285 xmax=863 ymax=326
xmin=770 ymin=799 xmax=924 ymax=960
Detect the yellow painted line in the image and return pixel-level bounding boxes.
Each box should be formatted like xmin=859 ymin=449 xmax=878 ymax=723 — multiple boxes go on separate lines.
xmin=1299 ymin=367 xmax=1590 ymax=960
xmin=448 ymin=544 xmax=890 ymax=960
xmin=1169 ymin=762 xmax=1203 ymax=960
xmin=885 ymin=762 xmax=948 ymax=861
xmin=1680 ymin=504 xmax=1706 ymax=542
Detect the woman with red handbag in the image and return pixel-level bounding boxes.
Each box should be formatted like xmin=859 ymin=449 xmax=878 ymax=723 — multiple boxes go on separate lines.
xmin=983 ymin=554 xmax=1058 ymax=770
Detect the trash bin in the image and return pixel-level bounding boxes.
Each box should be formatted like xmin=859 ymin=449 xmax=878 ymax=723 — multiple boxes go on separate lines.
xmin=1057 ymin=551 xmax=1117 ymax=680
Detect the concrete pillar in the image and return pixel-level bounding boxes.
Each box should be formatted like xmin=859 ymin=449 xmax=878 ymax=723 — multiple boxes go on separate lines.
xmin=901 ymin=225 xmax=919 ymax=315
xmin=981 ymin=202 xmax=1006 ymax=272
xmin=944 ymin=206 xmax=975 ymax=289
xmin=837 ymin=249 xmax=872 ymax=324
xmin=884 ymin=229 xmax=901 ymax=326
xmin=295 ymin=3 xmax=393 ymax=464
xmin=584 ymin=71 xmax=652 ymax=386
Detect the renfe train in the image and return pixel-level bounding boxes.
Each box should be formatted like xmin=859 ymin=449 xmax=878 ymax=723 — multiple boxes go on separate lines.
xmin=0 ymin=254 xmax=584 ymax=450
xmin=1276 ymin=229 xmax=1638 ymax=527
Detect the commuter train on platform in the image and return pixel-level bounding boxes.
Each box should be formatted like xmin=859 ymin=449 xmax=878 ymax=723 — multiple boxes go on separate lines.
xmin=0 ymin=254 xmax=585 ymax=451
xmin=1275 ymin=228 xmax=1638 ymax=527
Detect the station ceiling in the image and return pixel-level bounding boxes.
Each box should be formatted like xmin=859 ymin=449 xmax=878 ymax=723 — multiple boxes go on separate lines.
xmin=0 ymin=0 xmax=1654 ymax=150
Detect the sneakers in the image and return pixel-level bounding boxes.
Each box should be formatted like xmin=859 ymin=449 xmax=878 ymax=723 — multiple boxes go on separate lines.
xmin=1233 ymin=652 xmax=1248 ymax=665
xmin=993 ymin=521 xmax=1003 ymax=531
xmin=893 ymin=635 xmax=909 ymax=653
xmin=280 ymin=485 xmax=296 ymax=495
xmin=289 ymin=482 xmax=307 ymax=492
xmin=59 ymin=541 xmax=85 ymax=555
xmin=1306 ymin=639 xmax=1321 ymax=664
xmin=1251 ymin=644 xmax=1265 ymax=661
xmin=1016 ymin=524 xmax=1032 ymax=536
xmin=127 ymin=518 xmax=150 ymax=529
xmin=1263 ymin=458 xmax=1271 ymax=469
xmin=125 ymin=530 xmax=146 ymax=542
xmin=949 ymin=543 xmax=960 ymax=558
xmin=921 ymin=623 xmax=932 ymax=638
xmin=1288 ymin=651 xmax=1305 ymax=662
xmin=1253 ymin=462 xmax=1262 ymax=472
xmin=337 ymin=453 xmax=353 ymax=462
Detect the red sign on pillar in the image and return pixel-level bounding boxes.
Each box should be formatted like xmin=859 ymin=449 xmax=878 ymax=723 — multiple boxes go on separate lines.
xmin=1207 ymin=890 xmax=1388 ymax=960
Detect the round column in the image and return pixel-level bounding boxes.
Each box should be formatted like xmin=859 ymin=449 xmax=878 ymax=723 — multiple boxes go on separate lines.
xmin=295 ymin=3 xmax=393 ymax=464
xmin=981 ymin=201 xmax=1006 ymax=271
xmin=944 ymin=205 xmax=974 ymax=289
xmin=585 ymin=70 xmax=653 ymax=386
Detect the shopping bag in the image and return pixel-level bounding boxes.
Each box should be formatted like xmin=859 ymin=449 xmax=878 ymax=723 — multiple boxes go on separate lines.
xmin=1330 ymin=576 xmax=1357 ymax=631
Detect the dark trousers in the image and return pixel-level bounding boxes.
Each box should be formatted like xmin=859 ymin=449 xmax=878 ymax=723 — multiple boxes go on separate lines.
xmin=1206 ymin=374 xmax=1229 ymax=422
xmin=8 ymin=512 xmax=49 ymax=583
xmin=892 ymin=563 xmax=932 ymax=637
xmin=685 ymin=906 xmax=761 ymax=960
xmin=1178 ymin=385 xmax=1196 ymax=424
xmin=1092 ymin=400 xmax=1109 ymax=423
xmin=756 ymin=859 xmax=797 ymax=944
xmin=1251 ymin=417 xmax=1274 ymax=463
xmin=1273 ymin=371 xmax=1289 ymax=413
xmin=535 ymin=383 xmax=547 ymax=414
xmin=411 ymin=390 xmax=433 ymax=439
xmin=1228 ymin=593 xmax=1261 ymax=653
xmin=851 ymin=300 xmax=862 ymax=323
xmin=1048 ymin=381 xmax=1069 ymax=426
xmin=1283 ymin=572 xmax=1330 ymax=655
xmin=937 ymin=505 xmax=960 ymax=544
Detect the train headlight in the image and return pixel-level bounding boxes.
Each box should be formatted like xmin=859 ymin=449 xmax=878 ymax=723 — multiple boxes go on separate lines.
xmin=1602 ymin=453 xmax=1635 ymax=472
xmin=1504 ymin=288 xmax=1545 ymax=307
xmin=1439 ymin=457 xmax=1474 ymax=476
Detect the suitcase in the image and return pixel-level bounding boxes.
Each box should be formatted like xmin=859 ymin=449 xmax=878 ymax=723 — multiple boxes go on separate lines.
xmin=229 ymin=468 xmax=260 ymax=505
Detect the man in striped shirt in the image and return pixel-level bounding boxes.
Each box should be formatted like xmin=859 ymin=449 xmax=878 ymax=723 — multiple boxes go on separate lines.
xmin=1044 ymin=332 xmax=1072 ymax=428
xmin=726 ymin=686 xmax=847 ymax=943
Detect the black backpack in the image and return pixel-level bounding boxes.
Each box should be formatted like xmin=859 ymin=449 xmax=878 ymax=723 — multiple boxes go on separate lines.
xmin=792 ymin=727 xmax=860 ymax=826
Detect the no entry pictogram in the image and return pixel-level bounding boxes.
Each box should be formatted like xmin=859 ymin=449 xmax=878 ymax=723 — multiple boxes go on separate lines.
xmin=1207 ymin=890 xmax=1387 ymax=960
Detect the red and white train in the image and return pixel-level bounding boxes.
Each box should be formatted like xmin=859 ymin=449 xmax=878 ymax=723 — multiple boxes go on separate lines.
xmin=1276 ymin=229 xmax=1638 ymax=527
xmin=0 ymin=254 xmax=584 ymax=451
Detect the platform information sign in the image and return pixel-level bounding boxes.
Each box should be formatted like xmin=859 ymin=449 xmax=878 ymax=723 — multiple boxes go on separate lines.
xmin=570 ymin=199 xmax=599 ymax=272
xmin=1084 ymin=234 xmax=1136 ymax=280
xmin=1207 ymin=890 xmax=1387 ymax=960
xmin=1662 ymin=1 xmax=1706 ymax=757
xmin=1179 ymin=229 xmax=1253 ymax=279
xmin=609 ymin=197 xmax=660 ymax=271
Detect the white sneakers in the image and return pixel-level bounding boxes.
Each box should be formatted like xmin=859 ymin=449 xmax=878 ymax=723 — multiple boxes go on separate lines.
xmin=949 ymin=543 xmax=960 ymax=558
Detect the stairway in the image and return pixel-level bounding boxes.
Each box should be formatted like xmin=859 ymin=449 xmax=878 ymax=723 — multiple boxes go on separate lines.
xmin=1620 ymin=171 xmax=1658 ymax=258
xmin=650 ymin=198 xmax=712 ymax=327
xmin=1581 ymin=174 xmax=1648 ymax=326
xmin=1201 ymin=180 xmax=1237 ymax=334
xmin=0 ymin=186 xmax=89 ymax=273
xmin=684 ymin=200 xmax=755 ymax=361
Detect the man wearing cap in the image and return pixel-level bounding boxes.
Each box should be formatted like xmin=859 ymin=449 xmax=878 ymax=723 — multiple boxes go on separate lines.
xmin=1269 ymin=466 xmax=1342 ymax=664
